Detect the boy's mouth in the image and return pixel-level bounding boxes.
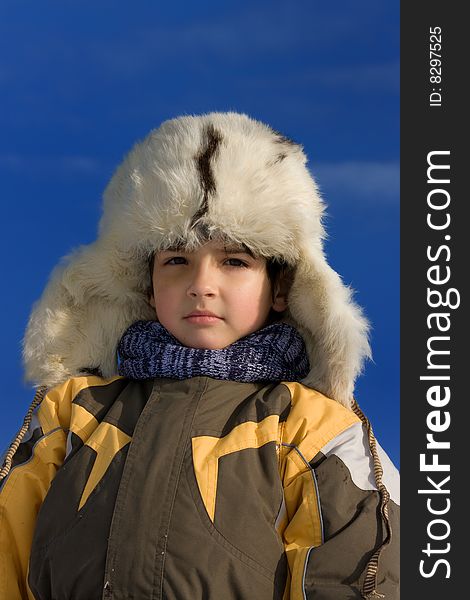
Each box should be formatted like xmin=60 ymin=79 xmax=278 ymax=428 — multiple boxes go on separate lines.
xmin=184 ymin=310 xmax=223 ymax=323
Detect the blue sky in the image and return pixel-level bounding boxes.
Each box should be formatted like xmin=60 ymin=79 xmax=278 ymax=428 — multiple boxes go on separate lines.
xmin=0 ymin=0 xmax=399 ymax=464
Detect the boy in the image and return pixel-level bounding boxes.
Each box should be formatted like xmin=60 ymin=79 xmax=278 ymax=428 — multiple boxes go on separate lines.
xmin=0 ymin=112 xmax=399 ymax=599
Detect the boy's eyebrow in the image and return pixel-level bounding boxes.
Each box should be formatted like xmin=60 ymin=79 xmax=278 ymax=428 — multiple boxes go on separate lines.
xmin=221 ymin=244 xmax=256 ymax=257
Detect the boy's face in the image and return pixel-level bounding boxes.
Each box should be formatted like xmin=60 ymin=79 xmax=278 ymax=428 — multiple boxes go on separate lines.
xmin=150 ymin=240 xmax=288 ymax=349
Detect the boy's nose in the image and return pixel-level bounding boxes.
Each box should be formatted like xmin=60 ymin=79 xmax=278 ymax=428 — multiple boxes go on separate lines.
xmin=187 ymin=285 xmax=216 ymax=298
xmin=186 ymin=264 xmax=217 ymax=298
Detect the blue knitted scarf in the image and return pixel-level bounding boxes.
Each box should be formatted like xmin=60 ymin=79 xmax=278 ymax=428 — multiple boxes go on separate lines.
xmin=117 ymin=321 xmax=310 ymax=383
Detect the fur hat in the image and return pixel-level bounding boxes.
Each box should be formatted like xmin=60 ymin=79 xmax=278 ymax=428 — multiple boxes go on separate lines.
xmin=23 ymin=112 xmax=370 ymax=407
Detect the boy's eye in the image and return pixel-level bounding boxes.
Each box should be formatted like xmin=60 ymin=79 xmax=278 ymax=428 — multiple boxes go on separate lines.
xmin=224 ymin=258 xmax=248 ymax=267
xmin=165 ymin=256 xmax=187 ymax=265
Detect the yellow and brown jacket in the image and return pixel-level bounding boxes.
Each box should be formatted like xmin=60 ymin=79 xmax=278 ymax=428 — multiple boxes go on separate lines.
xmin=0 ymin=374 xmax=399 ymax=599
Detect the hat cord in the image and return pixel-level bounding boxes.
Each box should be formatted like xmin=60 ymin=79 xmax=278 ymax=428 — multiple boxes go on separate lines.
xmin=0 ymin=386 xmax=47 ymax=482
xmin=352 ymin=399 xmax=393 ymax=599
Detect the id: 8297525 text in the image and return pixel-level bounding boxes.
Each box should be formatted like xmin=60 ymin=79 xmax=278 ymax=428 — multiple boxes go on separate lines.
xmin=429 ymin=26 xmax=442 ymax=107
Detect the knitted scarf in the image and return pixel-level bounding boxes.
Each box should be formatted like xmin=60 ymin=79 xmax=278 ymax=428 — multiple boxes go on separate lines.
xmin=117 ymin=320 xmax=310 ymax=383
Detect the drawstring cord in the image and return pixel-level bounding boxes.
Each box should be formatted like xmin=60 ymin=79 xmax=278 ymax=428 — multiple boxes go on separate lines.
xmin=352 ymin=399 xmax=393 ymax=600
xmin=0 ymin=386 xmax=47 ymax=482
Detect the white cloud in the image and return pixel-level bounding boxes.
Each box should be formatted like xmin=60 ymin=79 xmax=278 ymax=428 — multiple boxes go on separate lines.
xmin=0 ymin=154 xmax=102 ymax=175
xmin=312 ymin=160 xmax=399 ymax=204
xmin=305 ymin=62 xmax=399 ymax=94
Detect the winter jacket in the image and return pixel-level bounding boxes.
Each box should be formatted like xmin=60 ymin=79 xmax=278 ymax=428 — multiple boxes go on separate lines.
xmin=0 ymin=374 xmax=399 ymax=600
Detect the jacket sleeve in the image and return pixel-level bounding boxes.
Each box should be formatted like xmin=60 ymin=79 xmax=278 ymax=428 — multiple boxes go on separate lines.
xmin=0 ymin=379 xmax=89 ymax=599
xmin=279 ymin=383 xmax=400 ymax=600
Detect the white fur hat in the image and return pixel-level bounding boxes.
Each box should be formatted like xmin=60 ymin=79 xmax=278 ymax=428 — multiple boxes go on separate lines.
xmin=23 ymin=112 xmax=370 ymax=407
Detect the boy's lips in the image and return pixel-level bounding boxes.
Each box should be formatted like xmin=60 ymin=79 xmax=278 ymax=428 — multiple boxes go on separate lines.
xmin=184 ymin=310 xmax=223 ymax=323
xmin=185 ymin=310 xmax=221 ymax=318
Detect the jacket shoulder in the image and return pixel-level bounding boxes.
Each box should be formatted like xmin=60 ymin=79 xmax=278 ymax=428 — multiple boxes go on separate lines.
xmin=40 ymin=375 xmax=124 ymax=426
xmin=280 ymin=381 xmax=360 ymax=443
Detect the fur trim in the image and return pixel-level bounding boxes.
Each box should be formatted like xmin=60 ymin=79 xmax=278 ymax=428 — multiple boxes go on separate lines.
xmin=23 ymin=112 xmax=371 ymax=407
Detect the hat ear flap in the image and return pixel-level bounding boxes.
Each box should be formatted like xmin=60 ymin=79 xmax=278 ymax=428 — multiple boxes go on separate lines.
xmin=23 ymin=242 xmax=155 ymax=388
xmin=285 ymin=250 xmax=371 ymax=407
